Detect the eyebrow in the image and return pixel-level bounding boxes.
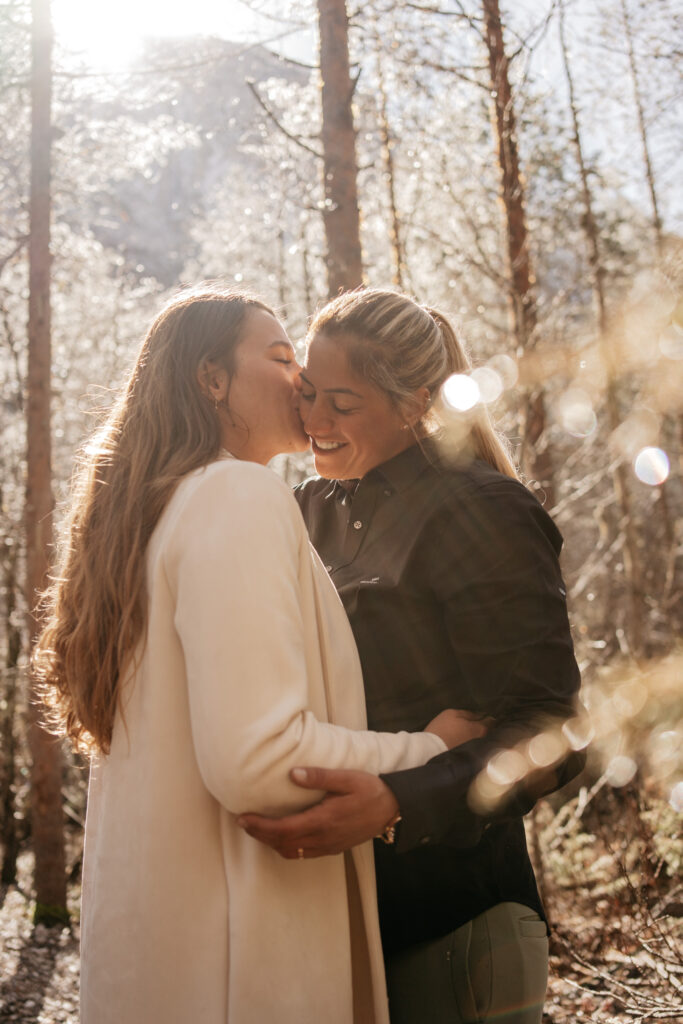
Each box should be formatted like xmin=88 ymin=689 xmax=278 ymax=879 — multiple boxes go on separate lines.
xmin=268 ymin=341 xmax=296 ymax=353
xmin=300 ymin=372 xmax=363 ymax=399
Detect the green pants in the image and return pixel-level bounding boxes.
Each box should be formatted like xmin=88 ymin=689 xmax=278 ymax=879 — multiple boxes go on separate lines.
xmin=385 ymin=902 xmax=549 ymax=1024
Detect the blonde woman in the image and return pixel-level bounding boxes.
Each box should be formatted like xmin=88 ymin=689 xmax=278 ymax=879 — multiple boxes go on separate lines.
xmin=33 ymin=286 xmax=467 ymax=1024
xmin=239 ymin=289 xmax=586 ymax=1024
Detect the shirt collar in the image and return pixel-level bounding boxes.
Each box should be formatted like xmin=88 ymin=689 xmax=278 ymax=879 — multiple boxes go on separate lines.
xmin=329 ymin=436 xmax=440 ymax=500
xmin=322 ymin=436 xmax=444 ymax=502
xmin=368 ymin=437 xmax=440 ymax=494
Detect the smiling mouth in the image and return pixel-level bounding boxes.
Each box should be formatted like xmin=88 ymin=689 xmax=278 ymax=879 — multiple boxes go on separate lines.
xmin=311 ymin=438 xmax=346 ymax=452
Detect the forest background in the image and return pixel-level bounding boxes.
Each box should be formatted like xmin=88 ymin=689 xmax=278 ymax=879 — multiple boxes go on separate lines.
xmin=0 ymin=0 xmax=681 ymax=1021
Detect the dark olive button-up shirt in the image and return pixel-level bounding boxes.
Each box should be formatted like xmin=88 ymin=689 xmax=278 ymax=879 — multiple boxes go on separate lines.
xmin=295 ymin=439 xmax=584 ymax=953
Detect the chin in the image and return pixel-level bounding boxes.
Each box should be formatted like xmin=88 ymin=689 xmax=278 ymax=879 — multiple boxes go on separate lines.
xmin=313 ymin=455 xmax=345 ymax=480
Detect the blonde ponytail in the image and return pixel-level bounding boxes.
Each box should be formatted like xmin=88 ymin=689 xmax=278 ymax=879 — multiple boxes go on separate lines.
xmin=427 ymin=308 xmax=518 ymax=480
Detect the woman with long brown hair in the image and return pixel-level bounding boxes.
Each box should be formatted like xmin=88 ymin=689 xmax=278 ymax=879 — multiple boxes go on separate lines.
xmin=32 ymin=285 xmax=466 ymax=1024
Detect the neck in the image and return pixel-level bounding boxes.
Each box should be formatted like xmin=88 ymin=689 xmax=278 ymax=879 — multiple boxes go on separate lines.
xmin=221 ymin=427 xmax=272 ymax=466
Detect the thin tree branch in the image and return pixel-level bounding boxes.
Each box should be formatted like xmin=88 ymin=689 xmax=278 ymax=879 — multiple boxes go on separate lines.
xmin=246 ymin=78 xmax=322 ymax=159
xmin=404 ymin=1 xmax=480 ymax=20
xmin=419 ymin=57 xmax=489 ymax=89
xmin=0 ymin=236 xmax=28 ymax=276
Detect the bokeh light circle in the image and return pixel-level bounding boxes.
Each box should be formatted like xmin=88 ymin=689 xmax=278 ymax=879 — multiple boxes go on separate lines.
xmin=442 ymin=374 xmax=480 ymax=411
xmin=556 ymin=388 xmax=596 ymax=438
xmin=634 ymin=447 xmax=669 ymax=486
xmin=605 ymin=755 xmax=637 ymax=788
xmin=659 ymin=322 xmax=683 ymax=360
xmin=670 ymin=781 xmax=683 ymax=813
xmin=471 ymin=367 xmax=503 ymax=404
xmin=487 ymin=354 xmax=518 ymax=388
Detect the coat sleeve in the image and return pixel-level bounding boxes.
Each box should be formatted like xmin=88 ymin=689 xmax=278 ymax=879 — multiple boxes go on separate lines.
xmin=163 ymin=462 xmax=445 ymax=817
xmin=381 ymin=477 xmax=586 ymax=851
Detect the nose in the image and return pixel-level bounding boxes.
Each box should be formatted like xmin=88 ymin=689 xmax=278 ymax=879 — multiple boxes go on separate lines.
xmin=299 ymin=395 xmax=332 ymax=435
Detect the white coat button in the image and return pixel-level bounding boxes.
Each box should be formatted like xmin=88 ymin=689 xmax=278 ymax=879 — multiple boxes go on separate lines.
xmin=325 ymin=565 xmax=333 ymax=572
xmin=353 ymin=520 xmax=363 ymax=530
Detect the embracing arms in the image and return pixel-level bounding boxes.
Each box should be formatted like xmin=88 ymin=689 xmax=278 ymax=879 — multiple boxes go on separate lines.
xmin=164 ymin=462 xmax=462 ymax=817
xmin=239 ymin=476 xmax=585 ymax=854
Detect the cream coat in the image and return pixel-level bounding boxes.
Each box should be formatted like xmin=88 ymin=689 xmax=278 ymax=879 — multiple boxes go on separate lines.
xmin=80 ymin=458 xmax=445 ymax=1024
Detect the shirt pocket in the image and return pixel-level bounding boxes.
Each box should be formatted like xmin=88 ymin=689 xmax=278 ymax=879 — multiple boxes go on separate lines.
xmin=518 ymin=912 xmax=548 ymax=938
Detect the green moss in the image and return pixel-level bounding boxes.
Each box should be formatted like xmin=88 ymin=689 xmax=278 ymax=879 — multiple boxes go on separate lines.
xmin=33 ymin=902 xmax=71 ymax=927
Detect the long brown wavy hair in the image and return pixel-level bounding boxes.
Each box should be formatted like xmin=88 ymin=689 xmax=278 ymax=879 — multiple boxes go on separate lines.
xmin=32 ymin=286 xmax=273 ymax=755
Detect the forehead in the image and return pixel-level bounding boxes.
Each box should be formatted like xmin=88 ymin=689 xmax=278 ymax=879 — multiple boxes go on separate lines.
xmin=238 ymin=308 xmax=289 ymax=354
xmin=305 ymin=333 xmax=358 ymax=381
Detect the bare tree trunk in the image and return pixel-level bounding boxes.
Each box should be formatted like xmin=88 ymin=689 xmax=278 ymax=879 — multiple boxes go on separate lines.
xmin=374 ymin=29 xmax=405 ymax=289
xmin=619 ymin=0 xmax=663 ymax=254
xmin=300 ymin=220 xmax=313 ymax=313
xmin=481 ymin=0 xmax=555 ymax=507
xmin=277 ymin=227 xmax=287 ymax=314
xmin=26 ymin=0 xmax=67 ymax=923
xmin=317 ymin=0 xmax=364 ymax=296
xmin=1 ymin=528 xmax=22 ymax=886
xmin=558 ymin=5 xmax=607 ymax=338
xmin=617 ymin=0 xmax=674 ymax=612
xmin=558 ymin=0 xmax=644 ymax=655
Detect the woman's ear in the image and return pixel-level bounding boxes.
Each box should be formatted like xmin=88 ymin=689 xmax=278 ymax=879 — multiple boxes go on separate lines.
xmin=402 ymin=386 xmax=432 ymax=428
xmin=197 ymin=360 xmax=230 ymax=405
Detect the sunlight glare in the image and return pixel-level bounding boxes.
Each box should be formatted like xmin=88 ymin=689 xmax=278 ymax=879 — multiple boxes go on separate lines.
xmin=648 ymin=730 xmax=681 ymax=778
xmin=471 ymin=366 xmax=503 ymax=404
xmin=487 ymin=749 xmax=528 ymax=787
xmin=53 ymin=0 xmax=258 ymax=70
xmin=670 ymin=781 xmax=683 ymax=813
xmin=527 ymin=731 xmax=566 ymax=768
xmin=610 ymin=410 xmax=660 ymax=460
xmin=556 ymin=387 xmax=596 ymax=438
xmin=634 ymin=447 xmax=669 ymax=486
xmin=486 ymin=353 xmax=518 ymax=388
xmin=562 ymin=716 xmax=594 ymax=751
xmin=442 ymin=374 xmax=480 ymax=412
xmin=659 ymin=322 xmax=683 ymax=360
xmin=605 ymin=755 xmax=637 ymax=788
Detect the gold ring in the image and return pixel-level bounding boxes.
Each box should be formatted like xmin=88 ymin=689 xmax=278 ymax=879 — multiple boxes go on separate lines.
xmin=297 ymin=847 xmax=305 ymax=860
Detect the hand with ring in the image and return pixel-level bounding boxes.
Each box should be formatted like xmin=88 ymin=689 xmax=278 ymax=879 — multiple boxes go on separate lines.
xmin=237 ymin=766 xmax=400 ymax=858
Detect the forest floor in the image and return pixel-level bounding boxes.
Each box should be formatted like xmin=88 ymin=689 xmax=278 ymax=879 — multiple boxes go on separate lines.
xmin=1 ymin=800 xmax=682 ymax=1024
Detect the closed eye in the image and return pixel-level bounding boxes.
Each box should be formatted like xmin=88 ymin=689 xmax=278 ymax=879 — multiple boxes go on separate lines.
xmin=299 ymin=390 xmax=356 ymax=415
